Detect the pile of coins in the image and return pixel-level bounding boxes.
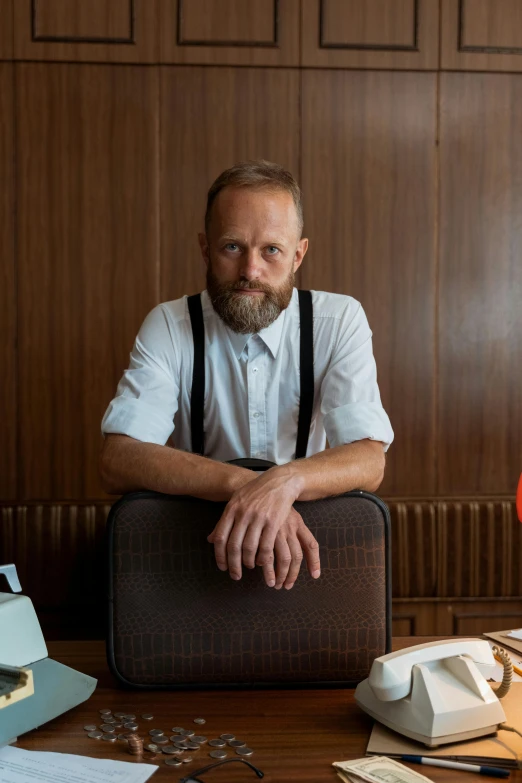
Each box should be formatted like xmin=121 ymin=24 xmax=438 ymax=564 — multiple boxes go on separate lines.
xmin=83 ymin=710 xmax=254 ymax=768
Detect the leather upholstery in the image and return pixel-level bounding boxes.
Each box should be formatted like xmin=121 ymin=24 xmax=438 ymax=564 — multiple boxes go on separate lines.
xmin=107 ymin=491 xmax=391 ymax=688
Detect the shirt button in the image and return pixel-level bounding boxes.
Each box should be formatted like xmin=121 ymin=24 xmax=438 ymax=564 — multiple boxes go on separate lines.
xmin=253 ymin=412 xmax=260 ymax=418
xmin=252 ymin=367 xmax=258 ymax=373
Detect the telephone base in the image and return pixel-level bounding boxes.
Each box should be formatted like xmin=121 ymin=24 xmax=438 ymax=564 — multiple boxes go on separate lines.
xmin=363 ymin=704 xmax=499 ymax=747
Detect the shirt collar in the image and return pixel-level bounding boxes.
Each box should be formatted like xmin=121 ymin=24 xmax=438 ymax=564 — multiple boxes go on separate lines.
xmin=202 ymin=288 xmax=296 ymax=361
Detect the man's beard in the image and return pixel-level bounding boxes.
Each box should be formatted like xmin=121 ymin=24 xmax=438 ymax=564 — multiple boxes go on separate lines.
xmin=206 ymin=262 xmax=295 ymax=334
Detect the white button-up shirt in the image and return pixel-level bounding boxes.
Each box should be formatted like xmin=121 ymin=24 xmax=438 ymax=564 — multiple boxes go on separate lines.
xmin=101 ymin=288 xmax=394 ymax=463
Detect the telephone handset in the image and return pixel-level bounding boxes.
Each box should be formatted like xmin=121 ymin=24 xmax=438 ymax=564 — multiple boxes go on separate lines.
xmin=355 ymin=639 xmax=507 ymax=747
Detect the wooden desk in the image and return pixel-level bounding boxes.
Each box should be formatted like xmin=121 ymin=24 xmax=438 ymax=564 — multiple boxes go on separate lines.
xmin=12 ymin=638 xmax=521 ymax=782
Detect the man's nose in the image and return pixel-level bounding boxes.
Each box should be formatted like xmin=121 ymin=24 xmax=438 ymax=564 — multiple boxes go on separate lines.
xmin=239 ymin=249 xmax=262 ymax=281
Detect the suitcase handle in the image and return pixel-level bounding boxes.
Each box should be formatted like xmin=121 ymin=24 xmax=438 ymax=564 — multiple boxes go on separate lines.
xmin=226 ymin=458 xmax=276 ymax=472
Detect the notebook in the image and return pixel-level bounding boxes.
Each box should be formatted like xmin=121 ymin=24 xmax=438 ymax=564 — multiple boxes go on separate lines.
xmin=366 ymin=683 xmax=522 ymax=769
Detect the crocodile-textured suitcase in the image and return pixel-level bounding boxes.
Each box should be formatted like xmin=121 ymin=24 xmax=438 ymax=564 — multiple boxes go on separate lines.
xmin=106 ymin=485 xmax=391 ymax=689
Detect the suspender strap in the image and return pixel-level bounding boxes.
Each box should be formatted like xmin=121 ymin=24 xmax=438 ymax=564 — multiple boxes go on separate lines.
xmin=188 ymin=290 xmax=314 ymax=459
xmin=187 ymin=293 xmax=205 ymax=456
xmin=296 ymin=289 xmax=314 ymax=459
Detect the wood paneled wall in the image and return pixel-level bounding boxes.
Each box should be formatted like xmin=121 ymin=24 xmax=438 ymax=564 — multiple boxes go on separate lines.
xmin=1 ymin=0 xmax=521 ymax=636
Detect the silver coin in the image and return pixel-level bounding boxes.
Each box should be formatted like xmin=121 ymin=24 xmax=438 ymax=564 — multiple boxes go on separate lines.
xmin=180 ymin=757 xmax=192 ymax=763
xmin=155 ymin=736 xmax=169 ymax=745
xmin=208 ymin=739 xmax=226 ymax=748
xmin=209 ymin=750 xmax=227 ymax=760
xmin=144 ymin=743 xmax=159 ymax=753
xmin=149 ymin=729 xmax=164 ymax=737
xmin=165 ymin=758 xmax=182 ymax=767
xmin=180 ymin=729 xmax=195 ymax=737
xmin=99 ymin=709 xmax=112 ymax=715
xmin=102 ymin=734 xmax=117 ymax=742
xmin=100 ymin=724 xmax=116 ymax=733
xmin=220 ymin=734 xmax=235 ymax=741
xmin=123 ymin=722 xmax=138 ymax=731
xmin=174 ymin=741 xmax=189 ymax=750
xmin=87 ymin=731 xmax=103 ymax=739
xmin=236 ymin=747 xmax=254 ymax=757
xmin=184 ymin=741 xmax=199 ymax=750
xmin=192 ymin=736 xmax=207 ymax=744
xmin=112 ymin=723 xmax=123 ymax=730
xmin=83 ymin=725 xmax=97 ymax=732
xmin=113 ymin=712 xmax=127 ymax=719
xmin=162 ymin=746 xmax=180 ymax=755
xmin=171 ymin=726 xmax=184 ymax=733
xmin=123 ymin=714 xmax=136 ymax=720
xmin=104 ymin=716 xmax=117 ymax=724
xmin=229 ymin=740 xmax=246 ymax=748
xmin=194 ymin=718 xmax=206 ymax=725
xmin=141 ymin=713 xmax=154 ymax=721
xmin=117 ymin=734 xmax=128 ymax=741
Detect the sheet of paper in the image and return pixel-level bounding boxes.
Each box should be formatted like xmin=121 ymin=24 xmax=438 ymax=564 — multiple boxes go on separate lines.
xmin=0 ymin=745 xmax=158 ymax=783
xmin=507 ymin=629 xmax=522 ymax=641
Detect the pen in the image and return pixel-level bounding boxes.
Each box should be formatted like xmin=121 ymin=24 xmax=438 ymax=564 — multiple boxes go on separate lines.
xmin=400 ymin=755 xmax=510 ymax=778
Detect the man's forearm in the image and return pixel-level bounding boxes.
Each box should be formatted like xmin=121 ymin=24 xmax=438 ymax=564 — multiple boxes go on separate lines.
xmin=275 ymin=439 xmax=386 ymax=502
xmin=100 ymin=434 xmax=255 ymax=501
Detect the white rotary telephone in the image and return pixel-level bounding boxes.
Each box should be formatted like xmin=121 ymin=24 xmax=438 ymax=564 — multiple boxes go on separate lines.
xmin=355 ymin=639 xmax=509 ymax=747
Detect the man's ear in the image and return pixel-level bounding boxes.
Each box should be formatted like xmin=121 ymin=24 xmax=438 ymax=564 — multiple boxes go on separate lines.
xmin=293 ymin=237 xmax=308 ymax=273
xmin=198 ymin=233 xmax=210 ymax=268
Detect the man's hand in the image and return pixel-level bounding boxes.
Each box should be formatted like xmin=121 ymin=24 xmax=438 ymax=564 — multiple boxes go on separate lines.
xmin=207 ymin=467 xmax=321 ymax=590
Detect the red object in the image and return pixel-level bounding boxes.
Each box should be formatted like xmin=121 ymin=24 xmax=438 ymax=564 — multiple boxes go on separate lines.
xmin=517 ymin=473 xmax=522 ymax=523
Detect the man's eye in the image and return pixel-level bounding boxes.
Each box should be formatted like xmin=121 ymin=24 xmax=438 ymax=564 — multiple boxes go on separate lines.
xmin=225 ymin=243 xmax=239 ymax=252
xmin=266 ymin=246 xmax=279 ymax=255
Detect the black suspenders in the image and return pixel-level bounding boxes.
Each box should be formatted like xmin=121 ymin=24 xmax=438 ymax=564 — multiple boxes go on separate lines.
xmin=187 ymin=290 xmax=314 ymax=460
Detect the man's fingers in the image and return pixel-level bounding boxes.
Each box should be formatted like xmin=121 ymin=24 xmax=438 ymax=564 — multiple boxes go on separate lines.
xmin=274 ymin=534 xmax=292 ymax=589
xmin=210 ymin=508 xmax=236 ymax=572
xmin=262 ymin=556 xmax=276 ymax=589
xmin=226 ymin=520 xmax=253 ymax=581
xmin=283 ymin=535 xmax=303 ymax=590
xmin=297 ymin=524 xmax=321 ymax=579
xmin=241 ymin=524 xmax=265 ymax=570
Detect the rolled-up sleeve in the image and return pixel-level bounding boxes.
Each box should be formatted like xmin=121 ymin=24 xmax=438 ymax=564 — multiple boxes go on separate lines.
xmin=101 ymin=305 xmax=179 ymax=445
xmin=321 ymin=303 xmax=394 ymax=452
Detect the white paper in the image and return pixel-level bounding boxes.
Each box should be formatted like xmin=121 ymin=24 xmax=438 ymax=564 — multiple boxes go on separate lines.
xmin=507 ymin=629 xmax=522 ymax=641
xmin=0 ymin=745 xmax=158 ymax=783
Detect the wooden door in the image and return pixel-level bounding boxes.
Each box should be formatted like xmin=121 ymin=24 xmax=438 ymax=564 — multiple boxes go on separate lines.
xmin=301 ymin=71 xmax=438 ymax=498
xmin=0 ymin=64 xmax=16 ymax=500
xmin=301 ymin=0 xmax=440 ymax=69
xmin=439 ymin=73 xmax=522 ymax=496
xmin=16 ymin=64 xmax=160 ymax=500
xmin=159 ymin=0 xmax=300 ymax=65
xmin=442 ymin=0 xmax=522 ymax=72
xmin=0 ymin=0 xmax=13 ymax=59
xmin=14 ymin=0 xmax=158 ymax=62
xmin=160 ymin=66 xmax=300 ymax=300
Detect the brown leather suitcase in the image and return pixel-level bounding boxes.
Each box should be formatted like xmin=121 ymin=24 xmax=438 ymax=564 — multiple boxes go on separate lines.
xmin=106 ymin=481 xmax=391 ymax=689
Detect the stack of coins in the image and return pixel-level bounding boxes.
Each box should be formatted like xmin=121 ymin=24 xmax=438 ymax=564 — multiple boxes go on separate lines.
xmin=127 ymin=734 xmax=143 ymax=756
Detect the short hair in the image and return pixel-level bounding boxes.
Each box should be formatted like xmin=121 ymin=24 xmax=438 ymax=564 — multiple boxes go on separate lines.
xmin=205 ymin=160 xmax=304 ymax=237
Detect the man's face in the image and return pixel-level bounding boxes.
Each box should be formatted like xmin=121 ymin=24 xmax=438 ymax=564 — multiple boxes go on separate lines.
xmin=199 ymin=186 xmax=308 ymax=334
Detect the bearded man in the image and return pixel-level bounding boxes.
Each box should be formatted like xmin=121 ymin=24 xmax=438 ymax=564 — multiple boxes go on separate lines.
xmin=100 ymin=160 xmax=394 ymax=591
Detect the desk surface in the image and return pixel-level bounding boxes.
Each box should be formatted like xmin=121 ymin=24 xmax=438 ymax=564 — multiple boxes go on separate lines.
xmin=12 ymin=638 xmax=521 ymax=782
